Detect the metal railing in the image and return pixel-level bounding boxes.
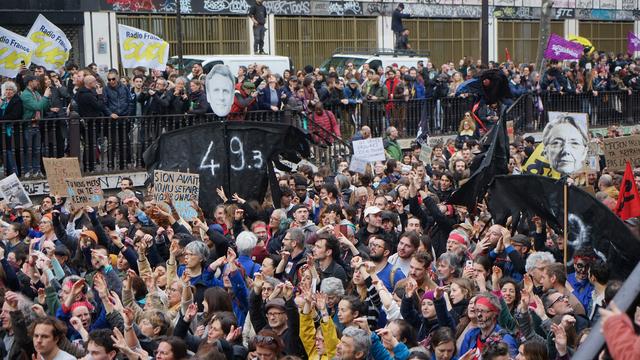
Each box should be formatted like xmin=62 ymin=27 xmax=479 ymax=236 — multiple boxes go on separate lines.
xmin=0 ymin=109 xmax=354 ymax=179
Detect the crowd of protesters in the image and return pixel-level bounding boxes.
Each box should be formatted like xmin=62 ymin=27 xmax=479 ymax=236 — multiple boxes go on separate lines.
xmin=0 ymin=85 xmax=636 ymax=360
xmin=3 ymin=49 xmax=640 ymax=176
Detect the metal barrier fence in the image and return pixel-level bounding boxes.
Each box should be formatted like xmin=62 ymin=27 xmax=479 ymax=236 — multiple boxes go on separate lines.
xmin=0 ymin=110 xmax=353 ymax=179
xmin=4 ymin=90 xmax=640 ymax=179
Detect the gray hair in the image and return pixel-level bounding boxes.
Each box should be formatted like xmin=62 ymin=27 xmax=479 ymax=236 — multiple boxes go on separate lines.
xmin=320 ymin=277 xmax=345 ymax=296
xmin=184 ymin=240 xmax=209 ymax=262
xmin=342 ymin=327 xmax=372 ymax=358
xmin=599 ymin=174 xmax=613 ymax=187
xmin=264 ymin=276 xmax=282 ymax=288
xmin=286 ymin=228 xmax=305 ymax=248
xmin=525 ymin=251 xmax=556 ymax=273
xmin=438 ymin=252 xmax=460 ymax=271
xmin=175 ymin=76 xmax=188 ymax=85
xmin=475 ymin=291 xmax=501 ymax=314
xmin=335 ymin=174 xmax=350 ymax=191
xmin=236 ymin=231 xmax=258 ymax=256
xmin=542 ymin=115 xmax=588 ymax=147
xmin=271 ymin=209 xmax=287 ymax=226
xmin=207 ymin=64 xmax=235 ymax=86
xmin=1 ymin=81 xmax=17 ymax=95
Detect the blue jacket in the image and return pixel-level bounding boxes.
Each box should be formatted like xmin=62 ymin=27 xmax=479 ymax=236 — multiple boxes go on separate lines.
xmin=567 ymin=272 xmax=594 ymax=313
xmin=406 ymin=81 xmax=426 ymax=99
xmin=104 ymin=83 xmax=131 ymax=116
xmin=370 ymin=332 xmax=410 ymax=360
xmin=343 ymin=86 xmax=363 ymax=104
xmin=238 ymin=254 xmax=261 ymax=278
xmin=258 ymin=87 xmax=284 ymax=110
xmin=509 ymin=81 xmax=528 ymax=98
xmin=459 ymin=324 xmax=518 ymax=357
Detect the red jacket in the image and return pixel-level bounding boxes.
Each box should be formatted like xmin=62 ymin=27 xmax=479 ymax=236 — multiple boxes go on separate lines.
xmin=309 ymin=109 xmax=341 ymax=144
xmin=385 ymin=77 xmax=400 ymax=112
xmin=603 ymin=313 xmax=640 ymax=360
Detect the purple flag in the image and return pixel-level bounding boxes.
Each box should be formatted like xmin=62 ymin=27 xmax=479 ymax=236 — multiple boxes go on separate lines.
xmin=628 ymin=32 xmax=640 ymax=54
xmin=544 ymin=33 xmax=583 ymax=60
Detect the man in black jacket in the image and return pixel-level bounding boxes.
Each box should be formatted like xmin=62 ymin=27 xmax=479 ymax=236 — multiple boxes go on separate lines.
xmin=76 ymin=75 xmax=114 ymax=171
xmin=391 ymin=3 xmax=410 ymax=49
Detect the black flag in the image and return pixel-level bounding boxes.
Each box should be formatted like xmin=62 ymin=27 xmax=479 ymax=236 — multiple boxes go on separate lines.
xmin=488 ymin=174 xmax=640 ymax=278
xmin=448 ymin=118 xmax=509 ymax=209
xmin=144 ymin=121 xmax=310 ymax=215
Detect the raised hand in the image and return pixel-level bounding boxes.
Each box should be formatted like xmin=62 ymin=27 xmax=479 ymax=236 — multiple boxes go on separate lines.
xmin=315 ymin=292 xmax=328 ymax=312
xmin=405 ymin=278 xmax=418 ymax=297
xmin=551 ymin=322 xmax=568 ymax=355
xmin=31 ymin=304 xmax=46 ymax=318
xmin=226 ymin=325 xmax=243 ymax=342
xmin=70 ymin=316 xmax=84 ymax=332
xmin=184 ymin=303 xmax=198 ymax=323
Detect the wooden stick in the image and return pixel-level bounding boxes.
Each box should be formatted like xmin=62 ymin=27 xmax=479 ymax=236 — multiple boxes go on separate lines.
xmin=563 ymin=181 xmax=568 ymax=275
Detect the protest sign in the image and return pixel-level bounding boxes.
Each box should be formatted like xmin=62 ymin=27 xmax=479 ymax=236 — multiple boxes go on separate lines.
xmin=27 ymin=14 xmax=72 ymax=70
xmin=542 ymin=112 xmax=589 ymax=176
xmin=348 ymin=156 xmax=369 ymax=174
xmin=522 ymin=143 xmax=561 ymax=179
xmin=0 ymin=26 xmax=36 ymax=78
xmin=603 ymin=135 xmax=640 ymax=171
xmin=65 ymin=177 xmax=103 ymax=207
xmin=352 ymin=137 xmax=385 ymax=162
xmin=118 ymin=24 xmax=169 ymax=71
xmin=42 ymin=157 xmax=81 ymax=196
xmin=419 ymin=145 xmax=432 ymax=165
xmin=153 ymin=170 xmax=200 ymax=220
xmin=0 ymin=174 xmax=32 ymax=208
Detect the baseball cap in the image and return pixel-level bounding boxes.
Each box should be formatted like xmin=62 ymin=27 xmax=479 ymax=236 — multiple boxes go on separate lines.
xmin=512 ymin=234 xmax=531 ymax=247
xmin=242 ymin=81 xmax=256 ymax=90
xmin=364 ymin=206 xmax=382 ymax=218
xmin=265 ymin=298 xmax=286 ymax=312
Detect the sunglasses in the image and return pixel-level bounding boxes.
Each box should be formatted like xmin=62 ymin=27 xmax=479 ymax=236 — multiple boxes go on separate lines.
xmin=255 ymin=335 xmax=276 ymax=345
xmin=107 ymin=78 xmax=118 ymax=82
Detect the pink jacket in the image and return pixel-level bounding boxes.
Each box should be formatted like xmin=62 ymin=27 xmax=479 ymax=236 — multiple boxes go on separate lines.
xmin=603 ymin=313 xmax=640 ymax=360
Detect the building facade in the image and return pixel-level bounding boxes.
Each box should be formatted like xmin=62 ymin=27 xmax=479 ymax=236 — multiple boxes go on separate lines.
xmin=2 ymin=0 xmax=640 ymax=71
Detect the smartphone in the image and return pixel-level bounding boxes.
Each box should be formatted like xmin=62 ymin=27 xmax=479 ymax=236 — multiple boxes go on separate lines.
xmin=465 ymin=260 xmax=473 ymax=268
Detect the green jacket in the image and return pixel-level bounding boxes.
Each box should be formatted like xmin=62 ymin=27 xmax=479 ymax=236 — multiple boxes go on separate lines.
xmin=384 ymin=137 xmax=402 ymax=160
xmin=20 ymin=88 xmax=49 ymax=120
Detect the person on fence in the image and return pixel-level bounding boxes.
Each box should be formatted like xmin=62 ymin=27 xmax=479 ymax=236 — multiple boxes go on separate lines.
xmin=20 ymin=75 xmax=51 ymax=179
xmin=0 ymin=81 xmax=22 ymax=176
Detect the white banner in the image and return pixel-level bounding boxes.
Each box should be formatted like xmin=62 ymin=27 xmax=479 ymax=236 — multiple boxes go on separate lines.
xmin=0 ymin=26 xmax=35 ymax=78
xmin=27 ymin=14 xmax=72 ymax=70
xmin=118 ymin=24 xmax=169 ymax=71
xmin=0 ymin=174 xmax=32 ymax=208
xmin=352 ymin=137 xmax=386 ymax=162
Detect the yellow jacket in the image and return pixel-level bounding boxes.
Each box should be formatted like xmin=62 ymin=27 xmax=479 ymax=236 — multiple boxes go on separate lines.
xmin=299 ymin=311 xmax=339 ymax=360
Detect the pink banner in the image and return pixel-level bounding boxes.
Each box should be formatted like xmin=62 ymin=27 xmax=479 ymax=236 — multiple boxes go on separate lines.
xmin=628 ymin=32 xmax=640 ymax=55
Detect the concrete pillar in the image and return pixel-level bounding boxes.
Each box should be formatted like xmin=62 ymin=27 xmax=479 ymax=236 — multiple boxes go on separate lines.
xmin=565 ymin=18 xmax=579 ymax=37
xmin=488 ymin=16 xmax=498 ymax=62
xmin=83 ymin=12 xmax=119 ymax=77
xmin=267 ymin=14 xmax=275 ymax=55
xmin=379 ymin=16 xmax=393 ymax=50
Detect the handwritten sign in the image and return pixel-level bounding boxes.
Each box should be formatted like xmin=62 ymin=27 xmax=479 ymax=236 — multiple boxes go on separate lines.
xmin=348 ymin=156 xmax=369 ymax=174
xmin=153 ymin=170 xmax=200 ymax=220
xmin=603 ymin=135 xmax=640 ymax=171
xmin=352 ymin=137 xmax=385 ymax=162
xmin=42 ymin=157 xmax=81 ymax=197
xmin=0 ymin=26 xmax=35 ymax=78
xmin=65 ymin=177 xmax=104 ymax=207
xmin=419 ymin=145 xmax=432 ymax=165
xmin=27 ymin=14 xmax=72 ymax=70
xmin=118 ymin=24 xmax=168 ymax=70
xmin=0 ymin=174 xmax=32 ymax=208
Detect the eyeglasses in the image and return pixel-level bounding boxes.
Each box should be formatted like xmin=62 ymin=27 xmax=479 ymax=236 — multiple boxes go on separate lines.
xmin=255 ymin=335 xmax=276 ymax=344
xmin=266 ymin=311 xmax=285 ymax=317
xmin=107 ymin=78 xmax=117 ymax=82
xmin=549 ymin=295 xmax=568 ymax=308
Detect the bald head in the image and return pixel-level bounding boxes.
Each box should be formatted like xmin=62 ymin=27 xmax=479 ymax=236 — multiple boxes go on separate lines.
xmin=84 ymin=75 xmax=97 ymax=89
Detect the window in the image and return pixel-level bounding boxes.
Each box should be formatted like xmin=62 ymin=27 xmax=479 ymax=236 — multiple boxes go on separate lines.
xmin=403 ymin=19 xmax=481 ymax=68
xmin=498 ymin=20 xmax=564 ymax=65
xmin=275 ymin=17 xmax=377 ymax=70
xmin=579 ymin=21 xmax=633 ymax=54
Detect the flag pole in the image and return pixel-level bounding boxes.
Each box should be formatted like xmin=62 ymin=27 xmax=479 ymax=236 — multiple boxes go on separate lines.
xmin=563 ymin=181 xmax=568 ymax=275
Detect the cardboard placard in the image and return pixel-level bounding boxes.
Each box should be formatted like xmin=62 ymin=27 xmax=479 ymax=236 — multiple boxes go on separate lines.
xmin=0 ymin=174 xmax=32 ymax=208
xmin=348 ymin=156 xmax=369 ymax=174
xmin=603 ymin=135 xmax=640 ymax=171
xmin=65 ymin=177 xmax=103 ymax=207
xmin=153 ymin=170 xmax=200 ymax=220
xmin=419 ymin=145 xmax=432 ymax=165
xmin=352 ymin=137 xmax=385 ymax=162
xmin=42 ymin=157 xmax=82 ymax=196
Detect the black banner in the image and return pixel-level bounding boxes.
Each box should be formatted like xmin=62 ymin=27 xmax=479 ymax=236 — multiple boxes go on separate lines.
xmin=488 ymin=175 xmax=640 ymax=278
xmin=143 ymin=121 xmax=310 ymax=215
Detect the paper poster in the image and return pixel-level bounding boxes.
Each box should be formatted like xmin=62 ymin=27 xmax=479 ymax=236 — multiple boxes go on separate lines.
xmin=0 ymin=174 xmax=32 ymax=208
xmin=0 ymin=26 xmax=36 ymax=78
xmin=348 ymin=156 xmax=369 ymax=174
xmin=542 ymin=112 xmax=589 ymax=176
xmin=65 ymin=177 xmax=104 ymax=207
xmin=42 ymin=157 xmax=82 ymax=196
xmin=153 ymin=170 xmax=200 ymax=220
xmin=27 ymin=14 xmax=72 ymax=70
xmin=352 ymin=137 xmax=385 ymax=162
xmin=602 ymin=135 xmax=640 ymax=171
xmin=118 ymin=24 xmax=169 ymax=70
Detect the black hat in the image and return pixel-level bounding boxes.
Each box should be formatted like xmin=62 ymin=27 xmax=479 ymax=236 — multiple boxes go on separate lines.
xmin=54 ymin=244 xmax=70 ymax=257
xmin=512 ymin=234 xmax=531 ymax=247
xmin=524 ymin=136 xmax=535 ymax=144
xmin=398 ymin=3 xmax=405 ymax=9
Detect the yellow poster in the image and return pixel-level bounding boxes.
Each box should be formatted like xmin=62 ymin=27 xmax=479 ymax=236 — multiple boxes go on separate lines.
xmin=522 ymin=143 xmax=561 ymax=179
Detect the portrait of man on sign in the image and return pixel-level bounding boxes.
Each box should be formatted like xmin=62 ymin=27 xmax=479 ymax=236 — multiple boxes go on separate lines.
xmin=542 ymin=112 xmax=589 ymax=176
xmin=206 ymin=64 xmax=235 ymax=117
